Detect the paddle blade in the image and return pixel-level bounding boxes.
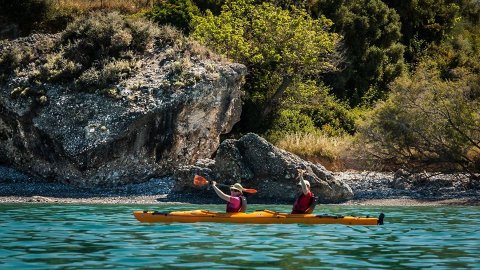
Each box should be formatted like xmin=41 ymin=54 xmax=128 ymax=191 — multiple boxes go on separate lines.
xmin=242 ymin=188 xmax=257 ymax=194
xmin=194 ymin=175 xmax=209 ymax=186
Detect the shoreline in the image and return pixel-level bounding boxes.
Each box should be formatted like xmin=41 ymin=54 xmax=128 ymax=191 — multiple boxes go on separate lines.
xmin=1 ymin=195 xmax=478 ymax=206
xmin=1 ymin=166 xmax=479 ymax=206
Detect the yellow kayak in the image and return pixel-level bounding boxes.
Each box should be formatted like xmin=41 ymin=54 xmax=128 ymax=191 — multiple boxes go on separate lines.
xmin=133 ymin=210 xmax=384 ymax=226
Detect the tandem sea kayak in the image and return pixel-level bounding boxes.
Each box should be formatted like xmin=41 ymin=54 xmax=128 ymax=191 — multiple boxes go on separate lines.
xmin=133 ymin=210 xmax=385 ymax=226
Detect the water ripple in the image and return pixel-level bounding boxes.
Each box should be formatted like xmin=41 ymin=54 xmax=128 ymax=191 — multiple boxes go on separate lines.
xmin=0 ymin=204 xmax=479 ymax=269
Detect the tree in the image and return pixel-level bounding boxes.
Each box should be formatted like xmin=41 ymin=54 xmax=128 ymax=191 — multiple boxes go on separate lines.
xmin=358 ymin=60 xmax=480 ymax=175
xmin=310 ymin=0 xmax=406 ymax=106
xmin=192 ymin=0 xmax=341 ymax=130
xmin=382 ymin=0 xmax=460 ymax=62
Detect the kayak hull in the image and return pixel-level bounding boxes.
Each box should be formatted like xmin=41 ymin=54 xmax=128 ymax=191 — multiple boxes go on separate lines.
xmin=133 ymin=210 xmax=382 ymax=225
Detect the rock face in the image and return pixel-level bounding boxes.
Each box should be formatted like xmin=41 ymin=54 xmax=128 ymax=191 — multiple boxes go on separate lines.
xmin=174 ymin=133 xmax=354 ymax=203
xmin=0 ymin=35 xmax=247 ymax=186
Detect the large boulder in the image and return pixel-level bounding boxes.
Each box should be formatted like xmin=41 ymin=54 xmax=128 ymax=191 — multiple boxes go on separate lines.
xmin=175 ymin=133 xmax=354 ymax=203
xmin=0 ymin=34 xmax=246 ymax=186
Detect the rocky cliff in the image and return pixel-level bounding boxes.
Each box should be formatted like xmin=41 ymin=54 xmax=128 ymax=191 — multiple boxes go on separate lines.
xmin=0 ymin=34 xmax=247 ymax=186
xmin=174 ymin=133 xmax=354 ymax=203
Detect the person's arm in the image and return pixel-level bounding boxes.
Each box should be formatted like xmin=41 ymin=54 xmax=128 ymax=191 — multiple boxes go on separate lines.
xmin=212 ymin=181 xmax=231 ymax=202
xmin=298 ymin=170 xmax=309 ymax=195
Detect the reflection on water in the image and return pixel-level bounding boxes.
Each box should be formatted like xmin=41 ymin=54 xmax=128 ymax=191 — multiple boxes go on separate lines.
xmin=0 ymin=204 xmax=479 ymax=269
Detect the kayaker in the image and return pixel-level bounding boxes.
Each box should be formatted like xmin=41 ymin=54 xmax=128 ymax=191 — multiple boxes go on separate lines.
xmin=211 ymin=181 xmax=247 ymax=213
xmin=291 ymin=169 xmax=315 ymax=214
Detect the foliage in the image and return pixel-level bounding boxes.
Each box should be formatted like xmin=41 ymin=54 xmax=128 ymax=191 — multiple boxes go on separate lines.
xmin=61 ymin=11 xmax=158 ymax=63
xmin=457 ymin=0 xmax=480 ymax=24
xmin=192 ymin=0 xmax=224 ymax=14
xmin=0 ymin=43 xmax=34 ymax=82
xmin=192 ymin=0 xmax=341 ymax=131
xmin=382 ymin=0 xmax=461 ymax=62
xmin=76 ymin=59 xmax=137 ymax=90
xmin=268 ymin=109 xmax=318 ymax=138
xmin=427 ymin=18 xmax=480 ymax=79
xmin=0 ymin=12 xmax=163 ymax=93
xmin=143 ymin=0 xmax=200 ymax=34
xmin=39 ymin=11 xmax=158 ymax=89
xmin=281 ymin=80 xmax=356 ymax=136
xmin=357 ymin=60 xmax=480 ymax=173
xmin=310 ymin=0 xmax=406 ymax=106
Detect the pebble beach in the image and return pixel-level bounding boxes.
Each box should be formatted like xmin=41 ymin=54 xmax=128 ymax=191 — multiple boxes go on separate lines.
xmin=1 ymin=166 xmax=479 ymax=206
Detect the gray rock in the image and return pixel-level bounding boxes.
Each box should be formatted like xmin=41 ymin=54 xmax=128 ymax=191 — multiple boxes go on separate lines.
xmin=338 ymin=171 xmax=479 ymax=200
xmin=0 ymin=35 xmax=247 ymax=186
xmin=174 ymin=133 xmax=353 ymax=203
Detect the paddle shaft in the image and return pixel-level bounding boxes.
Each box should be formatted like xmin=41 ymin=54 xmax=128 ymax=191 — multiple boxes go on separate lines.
xmin=211 ymin=182 xmax=230 ymax=188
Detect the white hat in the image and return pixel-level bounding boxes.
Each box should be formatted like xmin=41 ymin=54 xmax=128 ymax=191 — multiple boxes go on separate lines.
xmin=297 ymin=180 xmax=310 ymax=187
xmin=230 ymin=183 xmax=244 ymax=193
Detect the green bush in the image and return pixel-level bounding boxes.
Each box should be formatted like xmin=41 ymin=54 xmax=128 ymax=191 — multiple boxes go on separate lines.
xmin=75 ymin=59 xmax=135 ymax=90
xmin=271 ymin=109 xmax=317 ymax=134
xmin=34 ymin=50 xmax=82 ymax=82
xmin=358 ymin=60 xmax=480 ymax=173
xmin=192 ymin=0 xmax=341 ymax=131
xmin=42 ymin=11 xmax=158 ymax=89
xmin=282 ymin=81 xmax=357 ymax=136
xmin=143 ymin=0 xmax=200 ymax=34
xmin=1 ymin=11 xmax=213 ymax=96
xmin=192 ymin=0 xmax=224 ymax=15
xmin=60 ymin=11 xmax=158 ymax=67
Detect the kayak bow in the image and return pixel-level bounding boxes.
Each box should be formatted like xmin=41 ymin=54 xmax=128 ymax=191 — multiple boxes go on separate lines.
xmin=133 ymin=210 xmax=384 ymax=226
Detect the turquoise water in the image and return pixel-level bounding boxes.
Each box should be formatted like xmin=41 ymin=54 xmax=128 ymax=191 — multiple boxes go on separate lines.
xmin=0 ymin=204 xmax=479 ymax=269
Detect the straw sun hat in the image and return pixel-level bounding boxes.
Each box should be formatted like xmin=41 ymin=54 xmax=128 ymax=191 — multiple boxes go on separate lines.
xmin=230 ymin=183 xmax=244 ymax=192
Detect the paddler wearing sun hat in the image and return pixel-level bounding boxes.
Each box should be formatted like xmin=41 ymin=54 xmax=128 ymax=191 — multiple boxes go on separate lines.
xmin=211 ymin=181 xmax=247 ymax=213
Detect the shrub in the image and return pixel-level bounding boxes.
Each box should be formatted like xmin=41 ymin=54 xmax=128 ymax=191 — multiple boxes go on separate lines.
xmin=34 ymin=50 xmax=82 ymax=82
xmin=75 ymin=59 xmax=135 ymax=90
xmin=2 ymin=10 xmax=214 ymax=97
xmin=56 ymin=11 xmax=150 ymax=89
xmin=0 ymin=42 xmax=36 ymax=82
xmin=143 ymin=0 xmax=200 ymax=34
xmin=357 ymin=60 xmax=480 ymax=174
xmin=281 ymin=81 xmax=357 ymax=136
xmin=126 ymin=18 xmax=161 ymax=51
xmin=270 ymin=109 xmax=318 ymax=135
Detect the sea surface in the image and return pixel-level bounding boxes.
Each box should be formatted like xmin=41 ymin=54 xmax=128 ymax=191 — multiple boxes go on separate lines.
xmin=0 ymin=204 xmax=479 ymax=269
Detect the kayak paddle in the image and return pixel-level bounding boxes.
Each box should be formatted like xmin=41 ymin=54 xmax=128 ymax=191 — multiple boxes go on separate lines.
xmin=193 ymin=175 xmax=257 ymax=194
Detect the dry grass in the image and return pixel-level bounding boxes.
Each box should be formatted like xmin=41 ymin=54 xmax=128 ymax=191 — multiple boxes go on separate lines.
xmin=52 ymin=0 xmax=154 ymax=13
xmin=275 ymin=132 xmax=354 ymax=171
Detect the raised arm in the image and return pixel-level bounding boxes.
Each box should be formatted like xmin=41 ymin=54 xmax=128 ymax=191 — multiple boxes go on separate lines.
xmin=212 ymin=181 xmax=231 ymax=202
xmin=298 ymin=170 xmax=309 ymax=195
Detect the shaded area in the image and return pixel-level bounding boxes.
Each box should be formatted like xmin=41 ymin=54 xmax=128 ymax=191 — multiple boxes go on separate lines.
xmin=0 ymin=166 xmax=173 ymax=199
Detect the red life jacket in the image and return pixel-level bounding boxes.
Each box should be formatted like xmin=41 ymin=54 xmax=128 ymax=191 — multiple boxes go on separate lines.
xmin=226 ymin=196 xmax=245 ymax=213
xmin=291 ymin=191 xmax=314 ymax=214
